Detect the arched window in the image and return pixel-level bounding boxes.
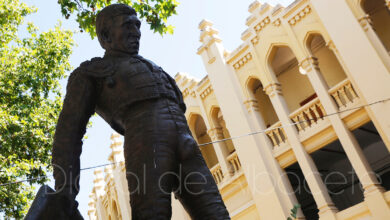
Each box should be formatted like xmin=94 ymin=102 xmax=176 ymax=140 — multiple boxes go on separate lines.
xmin=190 ymin=114 xmax=218 ymax=168
xmin=362 ymin=0 xmax=390 ymax=51
xmin=269 ymin=46 xmax=316 ymax=112
xmin=246 ymin=77 xmax=279 ymax=127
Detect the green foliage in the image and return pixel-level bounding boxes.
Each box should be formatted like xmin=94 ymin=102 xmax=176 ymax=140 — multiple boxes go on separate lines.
xmin=0 ymin=0 xmax=74 ymax=218
xmin=287 ymin=204 xmax=301 ymax=220
xmin=58 ymin=0 xmax=179 ymax=38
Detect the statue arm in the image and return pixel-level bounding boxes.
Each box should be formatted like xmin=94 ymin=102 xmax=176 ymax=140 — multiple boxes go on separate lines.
xmin=51 ymin=68 xmax=97 ymax=200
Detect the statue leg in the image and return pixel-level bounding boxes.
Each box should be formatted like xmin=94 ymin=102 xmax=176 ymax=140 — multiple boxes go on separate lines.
xmin=174 ymin=132 xmax=231 ymax=220
xmin=123 ymin=116 xmax=179 ymax=220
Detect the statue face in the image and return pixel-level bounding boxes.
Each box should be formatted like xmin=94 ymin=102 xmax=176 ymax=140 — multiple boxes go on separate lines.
xmin=108 ymin=14 xmax=141 ymax=55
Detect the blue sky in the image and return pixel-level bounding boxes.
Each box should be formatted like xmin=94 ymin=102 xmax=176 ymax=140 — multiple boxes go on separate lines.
xmin=23 ymin=0 xmax=294 ymax=217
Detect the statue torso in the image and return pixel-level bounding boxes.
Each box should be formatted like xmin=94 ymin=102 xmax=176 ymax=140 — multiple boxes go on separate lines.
xmin=77 ymin=54 xmax=182 ymax=134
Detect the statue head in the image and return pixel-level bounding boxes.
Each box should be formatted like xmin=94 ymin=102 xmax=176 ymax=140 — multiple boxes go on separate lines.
xmin=96 ymin=4 xmax=141 ymax=55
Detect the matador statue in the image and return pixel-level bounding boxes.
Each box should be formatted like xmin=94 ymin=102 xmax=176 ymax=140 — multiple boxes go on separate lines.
xmin=49 ymin=3 xmax=230 ymax=220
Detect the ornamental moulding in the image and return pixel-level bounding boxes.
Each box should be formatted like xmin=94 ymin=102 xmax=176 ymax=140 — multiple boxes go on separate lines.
xmin=358 ymin=15 xmax=372 ymax=32
xmin=251 ymin=36 xmax=259 ymax=45
xmin=272 ymin=18 xmax=281 ymax=27
xmin=254 ymin=16 xmax=271 ymax=33
xmin=182 ymin=88 xmax=190 ymax=98
xmin=200 ymin=85 xmax=213 ymax=99
xmin=182 ymin=88 xmax=196 ymax=98
xmin=288 ymin=5 xmax=311 ymax=26
xmin=243 ymin=99 xmax=260 ymax=113
xmin=233 ymin=53 xmax=253 ymax=70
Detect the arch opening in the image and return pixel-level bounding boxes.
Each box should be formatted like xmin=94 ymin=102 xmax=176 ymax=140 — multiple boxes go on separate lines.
xmin=307 ymin=34 xmax=347 ymax=88
xmin=191 ymin=114 xmax=218 ymax=168
xmin=110 ymin=200 xmax=120 ymax=220
xmin=269 ymin=46 xmax=316 ymax=113
xmin=210 ymin=107 xmax=235 ymax=154
xmin=247 ymin=78 xmax=279 ymax=127
xmin=362 ymin=0 xmax=390 ymax=51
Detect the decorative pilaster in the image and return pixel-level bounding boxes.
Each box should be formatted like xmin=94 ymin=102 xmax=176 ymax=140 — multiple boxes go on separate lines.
xmin=264 ymin=83 xmax=282 ymax=97
xmin=358 ymin=14 xmax=390 ymax=70
xmin=108 ymin=133 xmax=132 ymax=219
xmin=358 ymin=15 xmax=372 ymax=32
xmin=265 ymin=82 xmax=338 ymax=219
xmin=109 ymin=133 xmax=125 ymax=168
xmin=326 ymin=40 xmax=339 ymax=54
xmin=93 ymin=169 xmax=105 ymax=197
xmin=299 ymin=57 xmax=319 ymax=73
xmin=93 ymin=168 xmax=109 ymax=220
xmin=300 ymin=56 xmax=390 ymax=218
xmin=243 ymin=99 xmax=259 ymax=113
xmin=88 ymin=196 xmax=97 ymax=220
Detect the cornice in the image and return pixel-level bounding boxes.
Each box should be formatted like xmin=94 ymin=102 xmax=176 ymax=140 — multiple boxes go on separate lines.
xmin=199 ymin=85 xmax=214 ymax=100
xmin=226 ymin=44 xmax=249 ymax=64
xmin=282 ymin=0 xmax=308 ymax=18
xmin=246 ymin=15 xmax=257 ymax=26
xmin=175 ymin=73 xmax=199 ymax=100
xmin=197 ymin=37 xmax=222 ymax=55
xmin=232 ymin=53 xmax=253 ymax=70
xmin=248 ymin=1 xmax=261 ymax=14
xmin=197 ymin=75 xmax=210 ymax=90
xmin=287 ymin=5 xmax=311 ymax=26
xmin=254 ymin=16 xmax=271 ymax=33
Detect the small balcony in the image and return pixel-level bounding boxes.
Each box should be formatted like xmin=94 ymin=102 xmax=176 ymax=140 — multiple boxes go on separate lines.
xmin=227 ymin=151 xmax=242 ymax=176
xmin=210 ymin=163 xmax=224 ymax=185
xmin=265 ymin=121 xmax=288 ymax=149
xmin=329 ymin=78 xmax=360 ymax=110
xmin=289 ymin=97 xmax=326 ymax=134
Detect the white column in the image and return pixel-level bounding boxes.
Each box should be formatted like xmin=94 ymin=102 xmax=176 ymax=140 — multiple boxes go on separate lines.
xmin=243 ymin=97 xmax=304 ymax=218
xmin=264 ymin=83 xmax=338 ymax=220
xmin=310 ymin=0 xmax=390 ymax=153
xmin=357 ymin=14 xmax=390 ymax=71
xmin=93 ymin=169 xmax=109 ymax=220
xmin=88 ymin=194 xmax=98 ymax=220
xmin=300 ymin=57 xmax=390 ymax=219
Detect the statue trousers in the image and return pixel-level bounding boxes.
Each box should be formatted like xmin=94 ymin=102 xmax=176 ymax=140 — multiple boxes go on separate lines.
xmin=122 ymin=98 xmax=230 ymax=220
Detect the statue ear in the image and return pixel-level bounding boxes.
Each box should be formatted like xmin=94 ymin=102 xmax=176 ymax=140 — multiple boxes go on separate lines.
xmin=101 ymin=29 xmax=112 ymax=44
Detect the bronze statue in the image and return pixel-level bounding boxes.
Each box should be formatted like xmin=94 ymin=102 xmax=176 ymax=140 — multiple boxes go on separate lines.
xmin=50 ymin=4 xmax=230 ymax=219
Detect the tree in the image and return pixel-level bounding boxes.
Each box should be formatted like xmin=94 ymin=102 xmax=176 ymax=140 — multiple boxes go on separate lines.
xmin=0 ymin=0 xmax=74 ymax=218
xmin=58 ymin=0 xmax=179 ymax=38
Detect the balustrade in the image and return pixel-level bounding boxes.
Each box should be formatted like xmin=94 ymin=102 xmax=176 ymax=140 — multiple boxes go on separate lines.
xmin=210 ymin=164 xmax=224 ymax=184
xmin=227 ymin=151 xmax=241 ymax=175
xmin=289 ymin=98 xmax=325 ymax=132
xmin=265 ymin=121 xmax=287 ymax=148
xmin=329 ymin=79 xmax=359 ymax=109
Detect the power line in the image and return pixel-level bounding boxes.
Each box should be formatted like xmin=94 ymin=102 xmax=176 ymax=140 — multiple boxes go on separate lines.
xmin=0 ymin=162 xmax=119 ymax=187
xmin=1 ymin=97 xmax=389 ymax=187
